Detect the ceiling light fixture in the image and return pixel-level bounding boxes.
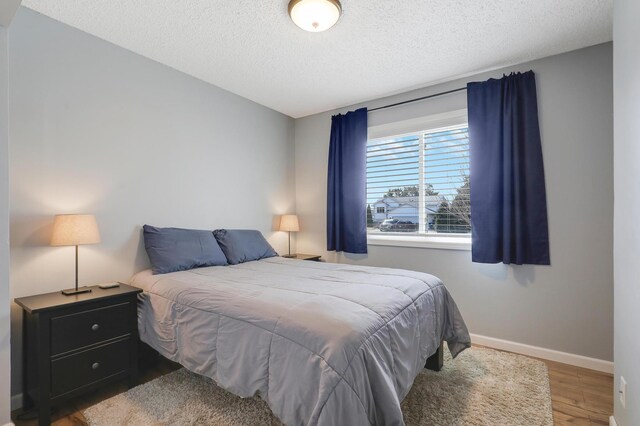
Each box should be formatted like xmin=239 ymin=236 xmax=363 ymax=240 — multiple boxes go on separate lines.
xmin=288 ymin=0 xmax=342 ymax=33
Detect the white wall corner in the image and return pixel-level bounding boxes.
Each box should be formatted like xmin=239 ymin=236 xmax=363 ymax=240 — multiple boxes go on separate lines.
xmin=609 ymin=415 xmax=618 ymax=426
xmin=471 ymin=333 xmax=614 ymax=373
xmin=0 ymin=0 xmax=21 ymax=28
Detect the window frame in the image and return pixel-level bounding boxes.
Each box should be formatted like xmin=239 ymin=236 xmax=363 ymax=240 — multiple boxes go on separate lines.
xmin=366 ymin=109 xmax=471 ymax=251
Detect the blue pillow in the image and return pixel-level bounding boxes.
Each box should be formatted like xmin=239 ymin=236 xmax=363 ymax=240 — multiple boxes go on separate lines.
xmin=143 ymin=225 xmax=228 ymax=274
xmin=213 ymin=229 xmax=278 ymax=265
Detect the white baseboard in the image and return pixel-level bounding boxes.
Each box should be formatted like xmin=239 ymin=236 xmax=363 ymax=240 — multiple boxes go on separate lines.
xmin=10 ymin=393 xmax=22 ymax=411
xmin=470 ymin=333 xmax=614 ymax=374
xmin=610 ymin=415 xmax=617 ymax=426
xmin=3 ymin=422 xmax=15 ymax=426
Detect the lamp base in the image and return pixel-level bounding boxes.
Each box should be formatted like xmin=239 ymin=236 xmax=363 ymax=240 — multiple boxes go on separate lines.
xmin=61 ymin=286 xmax=93 ymax=296
xmin=282 ymin=254 xmax=297 ymax=258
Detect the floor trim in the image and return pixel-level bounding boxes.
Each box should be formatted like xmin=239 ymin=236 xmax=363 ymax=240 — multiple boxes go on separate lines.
xmin=10 ymin=393 xmax=22 ymax=411
xmin=470 ymin=333 xmax=613 ymax=373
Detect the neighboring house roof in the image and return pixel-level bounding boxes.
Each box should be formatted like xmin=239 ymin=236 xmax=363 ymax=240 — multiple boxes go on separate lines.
xmin=373 ymin=195 xmax=445 ymax=220
xmin=426 ymin=205 xmax=439 ymax=214
xmin=374 ymin=195 xmax=445 ymax=210
xmin=387 ymin=203 xmax=418 ymax=214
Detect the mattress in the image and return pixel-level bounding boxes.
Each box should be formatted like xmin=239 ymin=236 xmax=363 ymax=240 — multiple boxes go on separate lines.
xmin=131 ymin=257 xmax=470 ymax=426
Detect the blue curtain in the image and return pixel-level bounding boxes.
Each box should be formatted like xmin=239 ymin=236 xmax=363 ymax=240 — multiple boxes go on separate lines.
xmin=467 ymin=71 xmax=550 ymax=265
xmin=327 ymin=108 xmax=368 ymax=254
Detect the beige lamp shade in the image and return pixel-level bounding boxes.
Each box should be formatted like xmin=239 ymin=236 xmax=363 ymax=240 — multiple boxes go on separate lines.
xmin=279 ymin=214 xmax=300 ymax=232
xmin=50 ymin=214 xmax=101 ymax=246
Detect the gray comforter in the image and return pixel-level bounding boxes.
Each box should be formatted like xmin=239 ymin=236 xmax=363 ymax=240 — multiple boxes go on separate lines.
xmin=131 ymin=257 xmax=470 ymax=426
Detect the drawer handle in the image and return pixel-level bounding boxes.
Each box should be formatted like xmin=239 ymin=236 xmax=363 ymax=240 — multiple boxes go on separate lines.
xmin=91 ymin=324 xmax=100 ymax=331
xmin=92 ymin=362 xmax=100 ymax=370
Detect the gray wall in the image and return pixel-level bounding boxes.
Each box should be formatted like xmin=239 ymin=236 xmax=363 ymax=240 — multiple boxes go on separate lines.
xmin=295 ymin=43 xmax=613 ymax=361
xmin=0 ymin=25 xmax=9 ymax=425
xmin=9 ymin=8 xmax=295 ymax=400
xmin=613 ymin=0 xmax=640 ymax=423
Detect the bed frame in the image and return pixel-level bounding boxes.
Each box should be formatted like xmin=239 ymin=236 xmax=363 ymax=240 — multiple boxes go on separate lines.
xmin=425 ymin=342 xmax=444 ymax=371
xmin=141 ymin=340 xmax=445 ymax=372
xmin=142 ymin=340 xmax=445 ymax=376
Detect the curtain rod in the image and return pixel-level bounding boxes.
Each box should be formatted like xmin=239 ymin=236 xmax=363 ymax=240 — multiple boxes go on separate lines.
xmin=368 ymin=87 xmax=467 ymax=112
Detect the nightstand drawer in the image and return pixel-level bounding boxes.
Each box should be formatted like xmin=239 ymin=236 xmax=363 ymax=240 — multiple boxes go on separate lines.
xmin=51 ymin=301 xmax=132 ymax=355
xmin=51 ymin=338 xmax=131 ymax=397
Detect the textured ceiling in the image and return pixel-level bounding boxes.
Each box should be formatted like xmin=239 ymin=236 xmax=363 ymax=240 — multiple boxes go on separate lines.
xmin=23 ymin=0 xmax=612 ymax=118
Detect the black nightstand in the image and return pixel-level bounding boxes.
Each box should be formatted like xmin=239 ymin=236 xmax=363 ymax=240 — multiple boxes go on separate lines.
xmin=15 ymin=284 xmax=142 ymax=426
xmin=287 ymin=253 xmax=322 ymax=261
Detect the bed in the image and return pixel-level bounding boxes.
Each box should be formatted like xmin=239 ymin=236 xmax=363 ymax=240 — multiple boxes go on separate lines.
xmin=130 ymin=256 xmax=470 ymax=426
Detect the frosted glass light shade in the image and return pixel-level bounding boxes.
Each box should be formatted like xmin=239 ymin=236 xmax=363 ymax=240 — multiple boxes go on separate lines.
xmin=279 ymin=214 xmax=300 ymax=232
xmin=51 ymin=214 xmax=101 ymax=246
xmin=288 ymin=0 xmax=342 ymax=32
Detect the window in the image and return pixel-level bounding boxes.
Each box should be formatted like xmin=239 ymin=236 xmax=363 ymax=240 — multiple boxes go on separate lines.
xmin=366 ymin=121 xmax=470 ymax=241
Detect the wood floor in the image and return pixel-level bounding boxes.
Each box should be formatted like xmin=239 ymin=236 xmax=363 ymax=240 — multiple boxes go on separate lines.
xmin=545 ymin=359 xmax=613 ymax=425
xmin=12 ymin=346 xmax=613 ymax=426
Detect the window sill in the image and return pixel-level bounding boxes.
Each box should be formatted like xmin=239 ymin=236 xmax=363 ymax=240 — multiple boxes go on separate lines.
xmin=367 ymin=234 xmax=472 ymax=251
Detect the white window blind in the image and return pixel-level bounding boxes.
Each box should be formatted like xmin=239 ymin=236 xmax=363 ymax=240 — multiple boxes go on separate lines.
xmin=366 ymin=124 xmax=470 ymax=236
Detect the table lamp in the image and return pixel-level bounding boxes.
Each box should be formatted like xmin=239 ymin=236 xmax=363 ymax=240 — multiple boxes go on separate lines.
xmin=51 ymin=214 xmax=101 ymax=295
xmin=279 ymin=214 xmax=299 ymax=258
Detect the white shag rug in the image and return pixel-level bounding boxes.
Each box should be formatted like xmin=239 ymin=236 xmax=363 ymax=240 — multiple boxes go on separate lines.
xmin=83 ymin=346 xmax=553 ymax=425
